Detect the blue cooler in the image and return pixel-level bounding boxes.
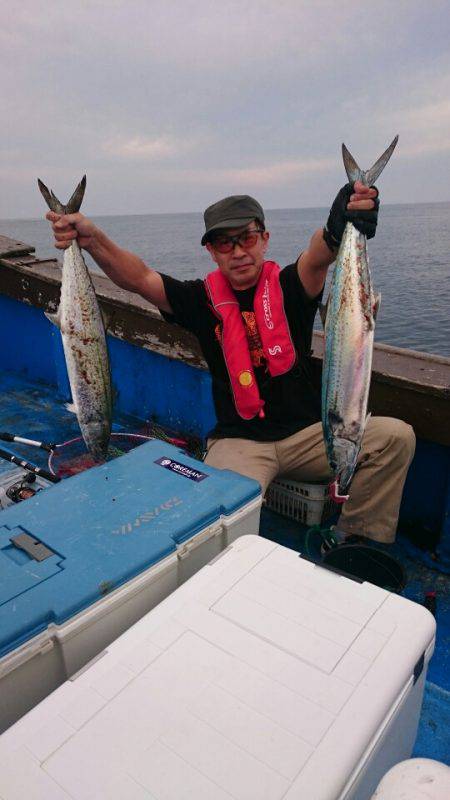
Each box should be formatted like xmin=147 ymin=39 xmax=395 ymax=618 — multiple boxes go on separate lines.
xmin=0 ymin=440 xmax=261 ymax=732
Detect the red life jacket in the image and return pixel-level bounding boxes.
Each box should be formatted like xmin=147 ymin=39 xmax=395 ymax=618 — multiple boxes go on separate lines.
xmin=204 ymin=261 xmax=297 ymax=420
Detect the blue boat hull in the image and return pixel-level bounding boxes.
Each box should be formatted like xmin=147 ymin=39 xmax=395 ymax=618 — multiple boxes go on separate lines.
xmin=0 ymin=286 xmax=449 ymax=764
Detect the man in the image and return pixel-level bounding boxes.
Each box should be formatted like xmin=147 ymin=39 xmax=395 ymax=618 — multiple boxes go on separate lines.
xmin=46 ymin=182 xmax=415 ymax=547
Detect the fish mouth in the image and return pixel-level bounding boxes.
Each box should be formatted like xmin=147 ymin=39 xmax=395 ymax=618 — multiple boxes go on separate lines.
xmin=328 ymin=435 xmax=360 ymax=497
xmin=329 ymin=478 xmax=350 ymax=504
xmin=83 ymin=427 xmax=111 ymax=463
xmin=89 ymin=448 xmax=109 ymax=464
xmin=335 ymin=462 xmax=357 ymax=497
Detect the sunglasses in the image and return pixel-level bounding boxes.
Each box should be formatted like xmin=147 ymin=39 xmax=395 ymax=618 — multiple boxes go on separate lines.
xmin=210 ymin=227 xmax=264 ymax=254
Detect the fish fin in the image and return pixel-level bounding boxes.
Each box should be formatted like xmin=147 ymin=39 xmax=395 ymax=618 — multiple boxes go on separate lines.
xmin=65 ymin=176 xmax=87 ymax=214
xmin=342 ymin=136 xmax=399 ymax=187
xmin=365 ymin=137 xmax=399 ymax=186
xmin=65 ymin=402 xmax=78 ymax=415
xmin=318 ymin=298 xmax=329 ymax=328
xmin=50 ymin=190 xmax=61 ymax=207
xmin=38 ymin=175 xmax=86 ymax=214
xmin=373 ymin=293 xmax=381 ymax=320
xmin=44 ymin=310 xmax=61 ymax=329
xmin=342 ymin=144 xmax=365 ymax=185
xmin=38 ymin=179 xmax=65 ymax=214
xmin=365 ymin=412 xmax=372 ymax=426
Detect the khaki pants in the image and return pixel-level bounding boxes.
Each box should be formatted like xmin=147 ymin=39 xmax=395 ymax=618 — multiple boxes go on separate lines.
xmin=205 ymin=417 xmax=416 ymax=543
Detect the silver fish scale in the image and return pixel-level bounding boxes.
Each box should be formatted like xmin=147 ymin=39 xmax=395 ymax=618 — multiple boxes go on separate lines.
xmin=59 ymin=240 xmax=112 ymax=460
xmin=322 ymin=222 xmax=376 ymax=488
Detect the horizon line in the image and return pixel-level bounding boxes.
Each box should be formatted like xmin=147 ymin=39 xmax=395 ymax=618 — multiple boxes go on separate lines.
xmin=1 ymin=198 xmax=450 ymax=224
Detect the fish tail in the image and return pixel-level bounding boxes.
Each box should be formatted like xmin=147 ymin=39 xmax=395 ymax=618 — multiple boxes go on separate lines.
xmin=342 ymin=136 xmax=399 ymax=186
xmin=38 ymin=175 xmax=86 ymax=214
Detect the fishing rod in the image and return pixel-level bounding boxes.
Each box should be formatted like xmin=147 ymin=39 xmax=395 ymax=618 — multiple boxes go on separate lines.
xmin=0 ymin=432 xmax=55 ymax=452
xmin=0 ymin=424 xmax=197 ymax=480
xmin=0 ymin=445 xmax=60 ymax=484
xmin=0 ymin=431 xmax=154 ymax=479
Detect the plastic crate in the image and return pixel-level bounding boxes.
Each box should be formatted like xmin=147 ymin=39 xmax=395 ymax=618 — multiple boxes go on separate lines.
xmin=265 ymin=477 xmax=337 ymax=525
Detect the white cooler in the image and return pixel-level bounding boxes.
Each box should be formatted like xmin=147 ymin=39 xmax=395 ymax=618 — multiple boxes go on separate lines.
xmin=0 ymin=535 xmax=435 ymax=800
xmin=0 ymin=440 xmax=261 ymax=733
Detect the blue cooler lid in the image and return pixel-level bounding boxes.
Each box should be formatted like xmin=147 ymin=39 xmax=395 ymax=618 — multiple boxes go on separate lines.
xmin=0 ymin=440 xmax=260 ymax=657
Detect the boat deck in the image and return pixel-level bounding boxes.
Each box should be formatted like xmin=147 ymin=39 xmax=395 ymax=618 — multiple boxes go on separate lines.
xmin=0 ymin=370 xmax=152 ymax=477
xmin=1 ymin=368 xmax=449 ymax=762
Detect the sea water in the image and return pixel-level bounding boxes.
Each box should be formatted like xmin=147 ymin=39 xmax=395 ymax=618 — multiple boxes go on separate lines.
xmin=1 ymin=202 xmax=449 ymax=357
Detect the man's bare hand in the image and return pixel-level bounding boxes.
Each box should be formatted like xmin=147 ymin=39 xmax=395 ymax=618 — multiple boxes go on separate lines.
xmin=46 ymin=212 xmax=96 ymax=251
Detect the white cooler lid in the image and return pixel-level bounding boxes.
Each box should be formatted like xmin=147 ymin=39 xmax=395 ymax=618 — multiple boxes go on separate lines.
xmin=0 ymin=535 xmax=436 ymax=800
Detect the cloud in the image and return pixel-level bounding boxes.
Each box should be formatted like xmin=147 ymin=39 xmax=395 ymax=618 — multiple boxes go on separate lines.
xmin=1 ymin=1 xmax=450 ymax=216
xmin=101 ymin=129 xmax=210 ymax=165
xmin=104 ymin=135 xmax=180 ymax=160
xmin=382 ymin=98 xmax=450 ymax=159
xmin=172 ymin=157 xmax=336 ymax=188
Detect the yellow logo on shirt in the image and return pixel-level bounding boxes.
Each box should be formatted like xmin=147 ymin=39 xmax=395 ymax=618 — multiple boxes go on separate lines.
xmin=239 ymin=370 xmax=253 ymax=387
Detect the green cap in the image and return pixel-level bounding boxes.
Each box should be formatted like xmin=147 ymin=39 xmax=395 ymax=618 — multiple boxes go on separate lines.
xmin=201 ymin=195 xmax=265 ymax=245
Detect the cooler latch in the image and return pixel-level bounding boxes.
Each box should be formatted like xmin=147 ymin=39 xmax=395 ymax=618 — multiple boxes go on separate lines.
xmin=11 ymin=532 xmax=55 ymax=562
xmin=176 ymin=523 xmax=223 ymax=559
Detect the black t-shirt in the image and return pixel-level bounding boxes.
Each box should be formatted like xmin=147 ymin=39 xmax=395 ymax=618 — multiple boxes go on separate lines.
xmin=159 ymin=263 xmax=322 ymax=441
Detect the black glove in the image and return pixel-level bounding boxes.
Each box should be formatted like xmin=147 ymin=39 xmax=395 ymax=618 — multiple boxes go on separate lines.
xmin=323 ymin=183 xmax=379 ymax=251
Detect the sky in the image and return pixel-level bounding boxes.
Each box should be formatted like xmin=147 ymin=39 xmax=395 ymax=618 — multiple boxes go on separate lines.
xmin=1 ymin=0 xmax=450 ymax=218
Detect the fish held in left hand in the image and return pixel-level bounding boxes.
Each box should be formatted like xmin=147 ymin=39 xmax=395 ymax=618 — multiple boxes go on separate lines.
xmin=322 ymin=137 xmax=398 ymax=502
xmin=38 ymin=175 xmax=112 ymax=462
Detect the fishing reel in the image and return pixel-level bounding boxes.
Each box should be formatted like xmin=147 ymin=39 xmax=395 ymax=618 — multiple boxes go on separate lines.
xmin=0 ymin=471 xmax=50 ymax=510
xmin=6 ymin=473 xmax=39 ymax=504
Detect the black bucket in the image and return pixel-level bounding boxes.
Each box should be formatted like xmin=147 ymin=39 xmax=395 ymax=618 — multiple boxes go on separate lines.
xmin=322 ymin=544 xmax=407 ymax=592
